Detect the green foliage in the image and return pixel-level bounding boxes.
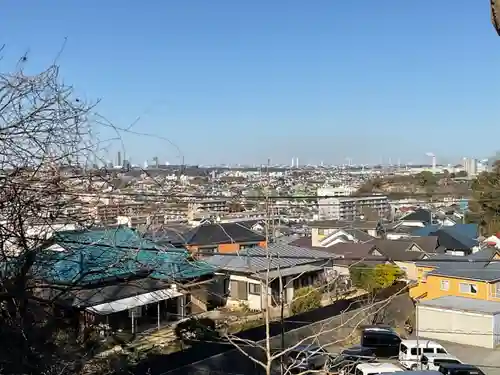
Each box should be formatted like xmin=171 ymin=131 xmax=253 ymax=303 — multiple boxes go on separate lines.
xmin=456 ymin=170 xmax=468 ymax=178
xmin=372 ymin=264 xmax=404 ymax=289
xmin=468 ymin=163 xmax=500 ymax=235
xmin=416 ymin=171 xmax=437 ymax=187
xmin=174 ymin=317 xmax=218 ymax=343
xmin=290 ymin=286 xmax=322 ymax=315
xmin=349 ymin=264 xmax=403 ymax=292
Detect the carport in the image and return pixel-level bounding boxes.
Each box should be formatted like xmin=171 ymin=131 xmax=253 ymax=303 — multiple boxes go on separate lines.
xmin=417 ymin=296 xmax=500 ymax=349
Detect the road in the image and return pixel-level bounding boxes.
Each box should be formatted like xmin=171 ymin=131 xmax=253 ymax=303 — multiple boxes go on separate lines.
xmin=436 ymin=340 xmax=500 ymax=375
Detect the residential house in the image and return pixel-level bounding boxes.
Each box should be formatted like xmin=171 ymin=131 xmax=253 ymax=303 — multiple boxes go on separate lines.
xmin=206 ymin=244 xmax=341 ymax=311
xmin=365 ymin=239 xmax=432 ymax=280
xmin=290 ymin=238 xmax=391 ymax=276
xmin=433 ymin=210 xmax=465 ymax=226
xmin=412 ymin=223 xmax=479 ymax=240
xmin=398 ymin=208 xmax=433 ymax=228
xmin=28 ymin=226 xmax=215 ymax=334
xmin=412 ymin=224 xmax=479 ymax=256
xmin=309 ymin=220 xmax=380 ymax=246
xmin=162 ymin=222 xmax=267 ymax=257
xmin=410 ymin=248 xmax=500 ymax=301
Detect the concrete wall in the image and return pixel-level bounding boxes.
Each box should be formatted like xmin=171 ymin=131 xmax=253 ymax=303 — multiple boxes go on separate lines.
xmin=160 ymin=294 xmax=412 ymax=375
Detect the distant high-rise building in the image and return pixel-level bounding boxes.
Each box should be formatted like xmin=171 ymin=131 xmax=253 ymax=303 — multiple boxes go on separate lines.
xmin=463 ymin=157 xmax=478 ymax=176
xmin=117 ymin=151 xmax=122 ymax=166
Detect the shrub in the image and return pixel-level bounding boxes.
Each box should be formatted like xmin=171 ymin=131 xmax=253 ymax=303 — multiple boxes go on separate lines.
xmin=290 ymin=286 xmax=322 ymax=315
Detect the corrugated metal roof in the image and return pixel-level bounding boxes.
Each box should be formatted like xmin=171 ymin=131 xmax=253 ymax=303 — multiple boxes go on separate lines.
xmin=206 ymin=243 xmax=339 ymax=274
xmin=419 ymin=296 xmax=500 ymax=315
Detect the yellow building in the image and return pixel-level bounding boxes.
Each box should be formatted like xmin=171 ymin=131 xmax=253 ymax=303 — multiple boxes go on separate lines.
xmin=410 ymin=249 xmax=500 ymax=301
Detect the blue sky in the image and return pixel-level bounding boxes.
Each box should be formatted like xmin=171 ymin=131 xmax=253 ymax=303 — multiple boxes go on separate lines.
xmin=1 ymin=1 xmax=499 ymax=166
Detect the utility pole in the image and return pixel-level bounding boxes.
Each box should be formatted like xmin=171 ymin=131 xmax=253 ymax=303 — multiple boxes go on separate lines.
xmin=279 ymin=264 xmax=286 ymax=375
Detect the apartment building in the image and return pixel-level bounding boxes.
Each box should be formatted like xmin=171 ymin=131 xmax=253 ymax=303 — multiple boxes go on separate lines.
xmin=318 ymin=194 xmax=390 ymax=220
xmin=462 ymin=157 xmax=478 ymax=177
xmin=317 ymin=186 xmax=356 ymax=197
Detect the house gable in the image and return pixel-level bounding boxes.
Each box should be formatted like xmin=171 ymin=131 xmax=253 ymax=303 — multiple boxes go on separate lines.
xmin=408 ymin=244 xmax=423 ymax=252
xmin=320 ymin=229 xmax=355 ymax=247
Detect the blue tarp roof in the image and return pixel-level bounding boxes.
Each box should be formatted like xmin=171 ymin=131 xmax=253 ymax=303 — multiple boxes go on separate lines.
xmin=31 ymin=227 xmax=214 ymax=285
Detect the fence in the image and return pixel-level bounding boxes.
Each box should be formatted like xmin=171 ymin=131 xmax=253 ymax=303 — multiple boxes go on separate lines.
xmin=132 ymin=283 xmax=410 ymax=375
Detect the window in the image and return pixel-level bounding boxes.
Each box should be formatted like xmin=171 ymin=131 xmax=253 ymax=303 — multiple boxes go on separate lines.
xmin=440 ymin=280 xmax=449 ymax=291
xmin=249 ymin=283 xmax=261 ymax=295
xmin=400 ymin=344 xmax=407 ymax=354
xmin=459 ymin=283 xmax=478 ymax=294
xmin=230 ymin=280 xmax=248 ymax=300
xmin=198 ymin=247 xmax=216 ymax=255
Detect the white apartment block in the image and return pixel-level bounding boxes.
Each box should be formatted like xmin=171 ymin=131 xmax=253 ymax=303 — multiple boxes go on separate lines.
xmin=317 ymin=186 xmax=356 ymax=197
xmin=318 ymin=194 xmax=390 ymax=220
xmin=462 ymin=157 xmax=478 ymax=177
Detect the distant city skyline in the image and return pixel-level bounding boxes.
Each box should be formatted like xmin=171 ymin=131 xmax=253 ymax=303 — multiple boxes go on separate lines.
xmin=2 ymin=1 xmax=498 ymax=164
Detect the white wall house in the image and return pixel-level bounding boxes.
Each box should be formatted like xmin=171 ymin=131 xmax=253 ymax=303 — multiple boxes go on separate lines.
xmin=206 ymin=244 xmax=342 ymax=311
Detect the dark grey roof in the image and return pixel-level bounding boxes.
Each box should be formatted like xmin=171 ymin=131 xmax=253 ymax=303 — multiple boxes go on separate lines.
xmin=326 ymin=242 xmax=387 ymax=266
xmin=429 ymin=229 xmax=478 ymax=250
xmin=366 ymin=239 xmax=427 ymax=261
xmin=343 ymin=228 xmax=375 ymax=242
xmin=183 ymin=222 xmax=266 ymax=246
xmin=411 ymin=236 xmax=440 ymax=253
xmin=400 ymin=209 xmax=432 ymax=223
xmin=423 ymin=248 xmax=500 ymax=282
xmin=419 ymin=296 xmax=500 ymax=315
xmin=143 ymin=225 xmax=192 ymax=246
xmin=205 ymin=243 xmax=338 ymax=274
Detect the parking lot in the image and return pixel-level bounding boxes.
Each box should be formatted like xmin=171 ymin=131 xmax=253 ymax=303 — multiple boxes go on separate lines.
xmin=323 ymin=339 xmax=500 ymax=375
xmin=435 ymin=340 xmax=500 ymax=375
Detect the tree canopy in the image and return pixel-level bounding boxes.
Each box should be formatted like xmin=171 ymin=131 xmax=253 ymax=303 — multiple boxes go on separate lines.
xmin=349 ymin=264 xmax=403 ymax=292
xmin=467 ymin=161 xmax=500 ymax=235
xmin=290 ymin=286 xmax=322 ymax=315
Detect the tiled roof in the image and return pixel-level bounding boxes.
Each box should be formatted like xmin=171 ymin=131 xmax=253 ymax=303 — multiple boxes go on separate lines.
xmin=183 ymin=222 xmax=265 ymax=246
xmin=366 ymin=239 xmax=427 ymax=261
xmin=399 ymin=209 xmax=432 ymax=223
xmin=31 ymin=226 xmax=214 ymax=285
xmin=420 ymin=248 xmax=500 ymax=282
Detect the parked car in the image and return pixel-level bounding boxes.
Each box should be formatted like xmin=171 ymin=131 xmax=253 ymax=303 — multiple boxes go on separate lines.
xmin=327 ymin=347 xmax=377 ymax=375
xmin=421 ymin=354 xmax=462 ymax=371
xmin=282 ymin=344 xmax=330 ymax=373
xmin=354 ymin=362 xmax=404 ymax=375
xmin=438 ymin=363 xmax=485 ymax=375
xmin=360 ymin=326 xmax=401 ymax=358
xmin=399 ymin=340 xmax=448 ymax=370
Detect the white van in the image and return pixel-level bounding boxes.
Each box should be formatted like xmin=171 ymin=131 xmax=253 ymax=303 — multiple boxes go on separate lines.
xmin=421 ymin=354 xmax=462 ymax=371
xmin=355 ymin=362 xmax=404 ymax=375
xmin=399 ymin=340 xmax=448 ymax=370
